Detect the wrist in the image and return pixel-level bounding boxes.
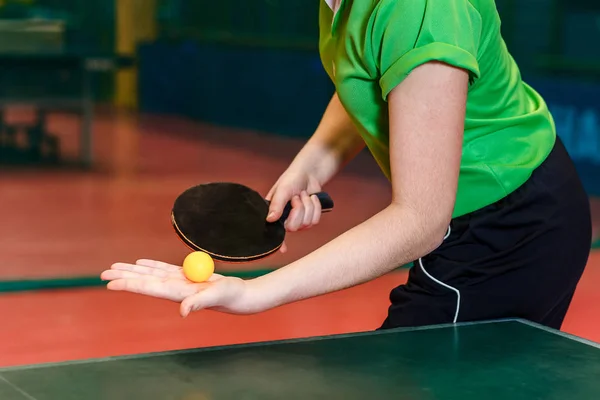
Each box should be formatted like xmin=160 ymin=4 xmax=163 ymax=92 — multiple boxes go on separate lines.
xmin=290 ymin=141 xmax=341 ymax=186
xmin=245 ymin=272 xmax=289 ymax=312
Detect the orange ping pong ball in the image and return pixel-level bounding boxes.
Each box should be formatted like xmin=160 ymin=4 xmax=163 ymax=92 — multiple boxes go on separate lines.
xmin=182 ymin=251 xmax=214 ymax=283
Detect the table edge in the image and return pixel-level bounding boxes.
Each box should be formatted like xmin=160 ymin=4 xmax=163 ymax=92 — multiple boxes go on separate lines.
xmin=0 ymin=318 xmax=596 ymax=373
xmin=0 ymin=375 xmax=35 ymax=400
xmin=517 ymin=319 xmax=600 ymax=349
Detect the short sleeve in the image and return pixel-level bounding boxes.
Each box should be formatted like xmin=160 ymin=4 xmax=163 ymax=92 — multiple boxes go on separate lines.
xmin=373 ymin=0 xmax=482 ymax=100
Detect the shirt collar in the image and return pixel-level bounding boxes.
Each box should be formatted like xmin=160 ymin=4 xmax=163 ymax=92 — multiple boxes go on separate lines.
xmin=325 ymin=0 xmax=341 ymax=13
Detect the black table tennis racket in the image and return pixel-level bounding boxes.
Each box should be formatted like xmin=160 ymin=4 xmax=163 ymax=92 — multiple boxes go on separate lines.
xmin=171 ymin=182 xmax=334 ymax=262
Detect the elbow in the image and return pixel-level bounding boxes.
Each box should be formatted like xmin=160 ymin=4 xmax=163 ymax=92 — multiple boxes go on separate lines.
xmin=390 ymin=202 xmax=453 ymax=256
xmin=425 ymin=221 xmax=451 ymax=253
xmin=415 ymin=215 xmax=451 ymax=256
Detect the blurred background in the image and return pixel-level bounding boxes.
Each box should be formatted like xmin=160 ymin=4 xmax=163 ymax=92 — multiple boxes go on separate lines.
xmin=0 ymin=0 xmax=598 ymax=367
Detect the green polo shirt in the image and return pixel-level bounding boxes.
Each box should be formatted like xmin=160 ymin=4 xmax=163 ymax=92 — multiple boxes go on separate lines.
xmin=319 ymin=0 xmax=556 ymax=218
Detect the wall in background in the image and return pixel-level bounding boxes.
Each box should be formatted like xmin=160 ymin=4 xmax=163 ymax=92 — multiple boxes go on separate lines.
xmin=155 ymin=0 xmax=318 ymax=49
xmin=530 ymin=78 xmax=600 ymax=195
xmin=0 ymin=0 xmax=117 ymax=100
xmin=137 ymin=40 xmax=333 ymax=137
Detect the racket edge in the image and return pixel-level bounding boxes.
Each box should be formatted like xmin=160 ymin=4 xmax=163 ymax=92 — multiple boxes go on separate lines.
xmin=170 ymin=212 xmax=282 ymax=263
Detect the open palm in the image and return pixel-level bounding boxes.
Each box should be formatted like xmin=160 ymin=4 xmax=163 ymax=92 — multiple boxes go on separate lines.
xmin=100 ymin=259 xmax=212 ymax=301
xmin=100 ymin=259 xmax=251 ymax=316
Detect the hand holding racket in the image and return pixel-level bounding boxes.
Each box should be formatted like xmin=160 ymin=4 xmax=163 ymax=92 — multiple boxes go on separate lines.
xmin=171 ymin=181 xmax=334 ymax=262
xmin=265 ymin=170 xmax=327 ymax=252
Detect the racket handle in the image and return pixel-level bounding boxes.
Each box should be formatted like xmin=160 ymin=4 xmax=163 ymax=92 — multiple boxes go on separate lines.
xmin=280 ymin=192 xmax=334 ymax=222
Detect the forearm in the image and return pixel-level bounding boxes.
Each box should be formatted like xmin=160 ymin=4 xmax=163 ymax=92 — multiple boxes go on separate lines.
xmin=288 ymin=93 xmax=365 ymax=185
xmin=250 ymin=204 xmax=449 ymax=310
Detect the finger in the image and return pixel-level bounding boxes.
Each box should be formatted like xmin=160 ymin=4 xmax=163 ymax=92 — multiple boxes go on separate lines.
xmin=110 ymin=263 xmax=181 ymax=279
xmin=205 ymin=273 xmax=225 ymax=282
xmin=101 ymin=269 xmax=165 ymax=281
xmin=180 ymin=286 xmax=224 ymax=317
xmin=135 ymin=259 xmax=182 ymax=272
xmin=279 ymin=241 xmax=288 ymax=253
xmin=103 ymin=268 xmax=219 ymax=283
xmin=106 ymin=279 xmax=201 ymax=302
xmin=310 ymin=194 xmax=322 ymax=225
xmin=299 ymin=191 xmax=314 ymax=229
xmin=284 ymin=195 xmax=305 ymax=232
xmin=265 ymin=182 xmax=279 ymax=201
xmin=267 ymin=186 xmax=295 ymax=222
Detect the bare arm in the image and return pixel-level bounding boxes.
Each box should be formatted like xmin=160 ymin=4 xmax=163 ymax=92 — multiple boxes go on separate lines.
xmin=102 ymin=62 xmax=468 ymax=317
xmin=286 ymin=92 xmax=366 ymax=186
xmin=248 ymin=62 xmax=467 ymax=310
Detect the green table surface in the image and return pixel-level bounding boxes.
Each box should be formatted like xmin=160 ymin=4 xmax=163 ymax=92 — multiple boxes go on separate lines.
xmin=1 ymin=319 xmax=599 ymax=399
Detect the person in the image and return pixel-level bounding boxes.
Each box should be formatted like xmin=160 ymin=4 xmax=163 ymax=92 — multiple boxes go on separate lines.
xmin=101 ymin=0 xmax=592 ymax=330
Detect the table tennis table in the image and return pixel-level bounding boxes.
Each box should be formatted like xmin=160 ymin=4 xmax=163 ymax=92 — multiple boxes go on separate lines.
xmin=1 ymin=319 xmax=599 ymax=399
xmin=0 ymin=52 xmax=134 ymax=166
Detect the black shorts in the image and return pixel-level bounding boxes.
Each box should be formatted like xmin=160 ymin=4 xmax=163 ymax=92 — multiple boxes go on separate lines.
xmin=380 ymin=137 xmax=592 ymax=330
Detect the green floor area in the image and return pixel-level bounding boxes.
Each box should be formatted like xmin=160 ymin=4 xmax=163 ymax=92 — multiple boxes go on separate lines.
xmin=0 ymin=268 xmax=277 ymax=294
xmin=0 ymin=264 xmax=416 ymax=294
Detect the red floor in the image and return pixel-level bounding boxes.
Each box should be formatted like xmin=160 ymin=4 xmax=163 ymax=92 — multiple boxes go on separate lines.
xmin=0 ymin=111 xmax=598 ymax=368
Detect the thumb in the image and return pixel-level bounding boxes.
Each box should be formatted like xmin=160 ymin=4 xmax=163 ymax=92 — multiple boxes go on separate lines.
xmin=180 ymin=285 xmax=223 ymax=317
xmin=267 ymin=186 xmax=294 ymax=222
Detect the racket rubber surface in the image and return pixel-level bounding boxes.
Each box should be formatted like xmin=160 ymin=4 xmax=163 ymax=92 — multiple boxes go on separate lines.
xmin=171 ymin=182 xmax=333 ymax=262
